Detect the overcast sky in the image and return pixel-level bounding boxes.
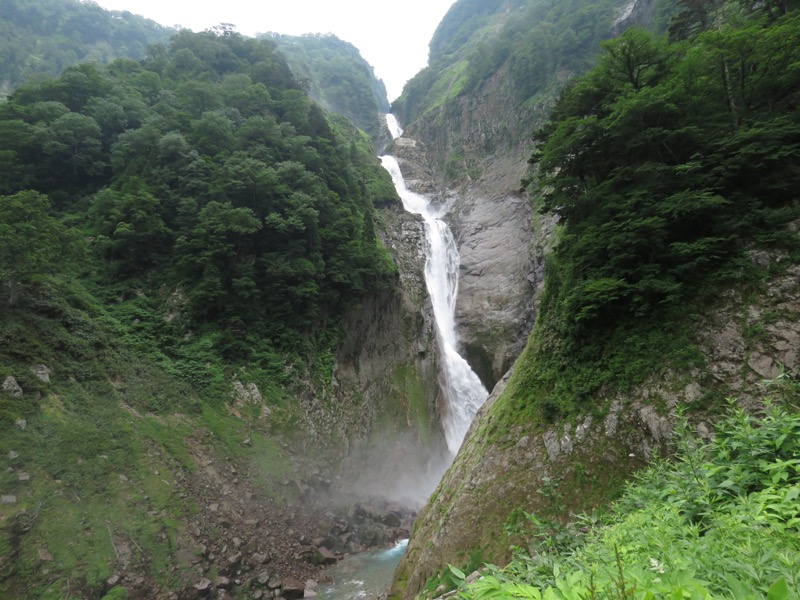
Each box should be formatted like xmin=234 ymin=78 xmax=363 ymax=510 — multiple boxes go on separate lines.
xmin=93 ymin=0 xmax=457 ymax=101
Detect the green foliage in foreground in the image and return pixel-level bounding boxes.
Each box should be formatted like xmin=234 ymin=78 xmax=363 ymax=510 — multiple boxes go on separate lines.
xmin=452 ymin=393 xmax=800 ymax=599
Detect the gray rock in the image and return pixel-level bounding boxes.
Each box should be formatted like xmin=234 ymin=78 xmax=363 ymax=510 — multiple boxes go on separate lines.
xmin=1 ymin=495 xmax=17 ymax=505
xmin=3 ymin=376 xmax=22 ymax=397
xmin=216 ymin=576 xmax=231 ymax=589
xmin=381 ymin=512 xmax=401 ymax=527
xmin=748 ymin=352 xmax=778 ymax=379
xmin=313 ymin=547 xmax=337 ymax=565
xmin=8 ymin=450 xmax=19 ymax=461
xmin=18 ymin=472 xmax=29 ymax=482
xmin=193 ymin=577 xmax=212 ymax=592
xmin=281 ymin=578 xmax=305 ymax=600
xmin=31 ymin=364 xmax=51 ymax=383
xmin=38 ymin=548 xmax=54 ymax=562
xmin=15 ymin=419 xmax=26 ymax=431
xmin=227 ymin=552 xmax=242 ymax=566
xmin=247 ymin=383 xmax=262 ymax=404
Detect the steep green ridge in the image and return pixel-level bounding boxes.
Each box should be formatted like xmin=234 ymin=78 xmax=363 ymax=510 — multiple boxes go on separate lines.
xmin=522 ymin=10 xmax=800 ymax=420
xmin=269 ymin=33 xmax=390 ymax=143
xmin=0 ymin=0 xmax=173 ymax=98
xmin=0 ymin=27 xmax=412 ymax=598
xmin=392 ymin=0 xmax=675 ymax=168
xmin=390 ymin=1 xmax=800 ymax=598
xmin=1 ymin=28 xmax=398 ymax=356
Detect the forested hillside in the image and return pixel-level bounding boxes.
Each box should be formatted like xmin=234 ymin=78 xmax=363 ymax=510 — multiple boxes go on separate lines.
xmin=0 ymin=0 xmax=172 ymax=98
xmin=1 ymin=28 xmax=398 ymax=358
xmin=522 ymin=6 xmax=800 ymax=419
xmin=0 ymin=27 xmax=406 ymax=599
xmin=269 ymin=33 xmax=390 ymax=143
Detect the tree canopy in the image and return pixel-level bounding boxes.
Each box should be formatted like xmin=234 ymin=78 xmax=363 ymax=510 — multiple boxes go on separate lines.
xmin=269 ymin=33 xmax=390 ymax=141
xmin=0 ymin=0 xmax=172 ymax=97
xmin=532 ymin=14 xmax=800 ymax=334
xmin=0 ymin=28 xmax=398 ymax=356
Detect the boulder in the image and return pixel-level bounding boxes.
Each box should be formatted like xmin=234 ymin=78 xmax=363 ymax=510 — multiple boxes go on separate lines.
xmin=38 ymin=548 xmax=54 ymax=562
xmin=312 ymin=547 xmax=337 ymax=565
xmin=281 ymin=578 xmax=305 ymax=600
xmin=2 ymin=376 xmax=22 ymax=397
xmin=30 ymin=364 xmax=51 ymax=383
xmin=381 ymin=512 xmax=401 ymax=527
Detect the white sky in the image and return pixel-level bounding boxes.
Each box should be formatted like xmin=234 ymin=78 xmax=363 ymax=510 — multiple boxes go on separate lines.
xmin=93 ymin=0 xmax=457 ymax=101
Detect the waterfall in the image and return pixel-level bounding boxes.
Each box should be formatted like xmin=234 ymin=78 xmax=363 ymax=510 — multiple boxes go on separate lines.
xmin=385 ymin=113 xmax=404 ymax=139
xmin=380 ymin=115 xmax=489 ymax=455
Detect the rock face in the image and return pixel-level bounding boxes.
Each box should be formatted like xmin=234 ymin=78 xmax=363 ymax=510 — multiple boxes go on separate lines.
xmin=3 ymin=376 xmax=23 ymax=397
xmin=322 ymin=198 xmax=449 ymax=508
xmin=389 ymin=263 xmax=800 ymax=599
xmin=391 ymin=133 xmax=554 ymax=390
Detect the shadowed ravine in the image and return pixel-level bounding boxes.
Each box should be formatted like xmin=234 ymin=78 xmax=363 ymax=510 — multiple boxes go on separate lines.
xmin=322 ymin=115 xmax=489 ymax=598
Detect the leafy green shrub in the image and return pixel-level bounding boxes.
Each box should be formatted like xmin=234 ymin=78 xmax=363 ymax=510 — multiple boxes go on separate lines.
xmin=453 ymin=399 xmax=800 ymax=599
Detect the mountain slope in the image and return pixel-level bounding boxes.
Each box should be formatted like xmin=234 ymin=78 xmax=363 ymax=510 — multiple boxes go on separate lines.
xmin=0 ymin=0 xmax=173 ymax=98
xmin=269 ymin=33 xmax=391 ymax=144
xmin=386 ymin=0 xmax=679 ymax=391
xmin=389 ymin=1 xmax=800 ymax=598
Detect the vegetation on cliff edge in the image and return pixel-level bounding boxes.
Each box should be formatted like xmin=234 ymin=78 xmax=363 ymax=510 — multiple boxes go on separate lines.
xmin=519 ymin=5 xmax=800 ymax=420
xmin=451 ymin=389 xmax=800 ymax=599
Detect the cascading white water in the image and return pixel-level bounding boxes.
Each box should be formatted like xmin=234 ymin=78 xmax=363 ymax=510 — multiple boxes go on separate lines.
xmin=381 ymin=115 xmax=488 ymax=455
xmin=385 ymin=113 xmax=404 ymax=139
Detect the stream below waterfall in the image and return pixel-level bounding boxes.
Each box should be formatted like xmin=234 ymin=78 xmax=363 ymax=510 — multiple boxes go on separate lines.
xmin=317 ymin=540 xmax=409 ymax=599
xmin=322 ymin=115 xmax=489 ymax=598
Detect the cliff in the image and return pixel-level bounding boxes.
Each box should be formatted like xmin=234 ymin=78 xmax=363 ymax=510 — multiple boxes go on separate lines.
xmin=386 ymin=0 xmax=800 ymax=597
xmin=392 ymin=252 xmax=800 ymax=598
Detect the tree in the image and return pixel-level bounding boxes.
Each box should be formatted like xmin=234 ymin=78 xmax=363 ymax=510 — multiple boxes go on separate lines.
xmin=0 ymin=190 xmax=84 ymax=306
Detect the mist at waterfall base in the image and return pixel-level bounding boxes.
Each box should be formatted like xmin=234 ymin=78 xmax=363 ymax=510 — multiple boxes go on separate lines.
xmin=314 ymin=115 xmax=490 ymax=598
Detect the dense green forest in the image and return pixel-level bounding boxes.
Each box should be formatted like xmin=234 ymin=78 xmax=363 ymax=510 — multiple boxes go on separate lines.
xmin=0 ymin=0 xmax=172 ymax=97
xmin=269 ymin=33 xmax=390 ymax=141
xmin=0 ymin=27 xmax=399 ymax=382
xmin=513 ymin=1 xmax=800 ymax=420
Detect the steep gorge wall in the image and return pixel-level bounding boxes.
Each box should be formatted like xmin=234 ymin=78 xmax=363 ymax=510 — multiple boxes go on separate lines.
xmin=390 ymin=256 xmax=800 ymax=599
xmin=320 ymin=199 xmax=452 ymax=505
xmin=397 ymin=68 xmax=556 ymax=389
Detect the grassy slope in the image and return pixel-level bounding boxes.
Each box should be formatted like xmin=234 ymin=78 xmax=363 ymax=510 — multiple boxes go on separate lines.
xmin=0 ymin=279 xmax=303 ymax=598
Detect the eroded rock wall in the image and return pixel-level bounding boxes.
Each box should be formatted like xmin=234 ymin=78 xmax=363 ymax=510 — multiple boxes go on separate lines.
xmin=390 ymin=124 xmax=555 ymax=390
xmin=324 ymin=200 xmax=451 ymax=507
xmin=390 ymin=260 xmax=800 ymax=599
